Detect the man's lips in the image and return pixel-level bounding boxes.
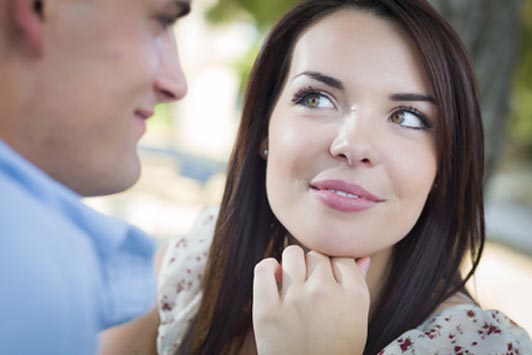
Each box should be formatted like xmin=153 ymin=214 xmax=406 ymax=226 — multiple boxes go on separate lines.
xmin=134 ymin=108 xmax=154 ymax=121
xmin=310 ymin=179 xmax=384 ymax=202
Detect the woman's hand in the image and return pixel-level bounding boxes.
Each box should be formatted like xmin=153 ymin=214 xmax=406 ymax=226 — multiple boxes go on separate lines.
xmin=252 ymin=245 xmax=371 ymax=355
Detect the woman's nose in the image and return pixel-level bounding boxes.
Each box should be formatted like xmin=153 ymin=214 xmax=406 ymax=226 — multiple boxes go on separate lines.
xmin=329 ymin=114 xmax=378 ymax=167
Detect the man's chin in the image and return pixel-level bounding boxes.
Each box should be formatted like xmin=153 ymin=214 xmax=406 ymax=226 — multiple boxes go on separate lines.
xmin=78 ymin=160 xmax=142 ymax=197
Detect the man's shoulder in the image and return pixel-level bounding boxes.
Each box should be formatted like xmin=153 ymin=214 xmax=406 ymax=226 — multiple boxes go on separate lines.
xmin=0 ymin=170 xmax=87 ymax=238
xmin=0 ymin=165 xmax=103 ymax=303
xmin=0 ymin=145 xmax=157 ymax=330
xmin=0 ymin=166 xmax=102 ymax=284
xmin=0 ymin=174 xmax=103 ymax=355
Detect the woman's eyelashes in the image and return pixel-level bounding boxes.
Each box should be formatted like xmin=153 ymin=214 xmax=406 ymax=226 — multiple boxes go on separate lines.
xmin=292 ymin=86 xmax=336 ymax=109
xmin=389 ymin=106 xmax=433 ymax=130
xmin=291 ymin=86 xmax=432 ymax=131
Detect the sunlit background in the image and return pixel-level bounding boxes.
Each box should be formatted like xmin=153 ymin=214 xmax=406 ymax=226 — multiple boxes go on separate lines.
xmin=87 ymin=0 xmax=532 ymax=336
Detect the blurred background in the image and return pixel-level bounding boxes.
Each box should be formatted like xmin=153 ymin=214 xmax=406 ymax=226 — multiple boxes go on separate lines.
xmin=87 ymin=0 xmax=532 ymax=335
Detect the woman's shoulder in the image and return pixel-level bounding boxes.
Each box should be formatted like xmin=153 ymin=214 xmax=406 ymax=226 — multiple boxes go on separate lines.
xmin=157 ymin=206 xmax=219 ymax=355
xmin=158 ymin=206 xmax=219 ymax=284
xmin=158 ymin=206 xmax=219 ymax=306
xmin=379 ymin=304 xmax=532 ymax=354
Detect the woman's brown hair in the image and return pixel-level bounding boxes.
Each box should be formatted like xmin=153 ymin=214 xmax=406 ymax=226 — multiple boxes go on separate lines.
xmin=177 ymin=0 xmax=485 ymax=354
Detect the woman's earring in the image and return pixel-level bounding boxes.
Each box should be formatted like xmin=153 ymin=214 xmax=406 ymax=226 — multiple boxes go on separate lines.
xmin=259 ymin=138 xmax=269 ymax=160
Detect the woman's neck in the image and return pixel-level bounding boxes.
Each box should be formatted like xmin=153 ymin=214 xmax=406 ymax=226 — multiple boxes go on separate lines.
xmin=366 ymin=247 xmax=393 ymax=317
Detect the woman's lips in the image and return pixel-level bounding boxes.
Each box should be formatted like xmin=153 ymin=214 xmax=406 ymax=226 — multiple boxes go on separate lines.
xmin=310 ymin=179 xmax=384 ymax=212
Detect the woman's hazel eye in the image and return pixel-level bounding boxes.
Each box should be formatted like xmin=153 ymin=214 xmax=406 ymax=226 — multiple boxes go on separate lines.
xmin=302 ymin=94 xmax=333 ymax=109
xmin=390 ymin=111 xmax=406 ymax=124
xmin=390 ymin=110 xmax=426 ymax=129
xmin=305 ymin=95 xmax=321 ymax=108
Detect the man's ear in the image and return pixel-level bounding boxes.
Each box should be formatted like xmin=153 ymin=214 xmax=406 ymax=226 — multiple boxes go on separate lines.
xmin=11 ymin=0 xmax=45 ymax=56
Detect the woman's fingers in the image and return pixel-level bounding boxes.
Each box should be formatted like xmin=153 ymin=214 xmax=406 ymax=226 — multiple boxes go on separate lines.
xmin=253 ymin=250 xmax=371 ymax=310
xmin=280 ymin=245 xmax=306 ymax=298
xmin=332 ymin=256 xmax=371 ymax=294
xmin=331 ymin=257 xmax=357 ymax=284
xmin=253 ymin=258 xmax=281 ymax=309
xmin=305 ymin=250 xmax=335 ymax=284
xmin=253 ymin=248 xmax=371 ymax=355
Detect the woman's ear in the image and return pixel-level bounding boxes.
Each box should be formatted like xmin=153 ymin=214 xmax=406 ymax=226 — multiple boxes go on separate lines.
xmin=259 ymin=138 xmax=269 ymax=160
xmin=10 ymin=0 xmax=45 ymax=56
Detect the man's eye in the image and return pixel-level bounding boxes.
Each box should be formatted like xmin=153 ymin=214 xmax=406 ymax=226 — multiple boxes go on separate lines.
xmin=156 ymin=16 xmax=177 ymax=29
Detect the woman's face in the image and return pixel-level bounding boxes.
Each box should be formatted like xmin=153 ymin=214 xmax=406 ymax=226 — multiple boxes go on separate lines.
xmin=266 ymin=9 xmax=438 ymax=258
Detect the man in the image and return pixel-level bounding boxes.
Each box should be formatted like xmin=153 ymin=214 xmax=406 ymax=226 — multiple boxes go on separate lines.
xmin=0 ymin=0 xmax=190 ymax=354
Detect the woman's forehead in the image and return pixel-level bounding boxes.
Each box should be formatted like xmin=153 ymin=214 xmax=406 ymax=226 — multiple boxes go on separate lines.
xmin=288 ymin=10 xmax=431 ymax=97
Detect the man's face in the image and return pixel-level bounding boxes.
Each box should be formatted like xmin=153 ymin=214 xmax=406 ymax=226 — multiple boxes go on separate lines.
xmin=10 ymin=0 xmax=189 ymax=196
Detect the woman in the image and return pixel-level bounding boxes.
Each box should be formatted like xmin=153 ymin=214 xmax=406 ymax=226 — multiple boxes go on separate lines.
xmin=102 ymin=0 xmax=532 ymax=354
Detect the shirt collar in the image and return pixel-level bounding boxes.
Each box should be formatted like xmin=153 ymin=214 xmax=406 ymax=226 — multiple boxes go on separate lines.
xmin=0 ymin=140 xmax=153 ymax=259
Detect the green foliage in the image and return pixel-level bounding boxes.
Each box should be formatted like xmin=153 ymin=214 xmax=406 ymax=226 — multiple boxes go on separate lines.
xmin=233 ymin=39 xmax=262 ymax=103
xmin=206 ymin=0 xmax=298 ymax=101
xmin=206 ymin=0 xmax=299 ymax=31
xmin=511 ymin=0 xmax=532 ymax=159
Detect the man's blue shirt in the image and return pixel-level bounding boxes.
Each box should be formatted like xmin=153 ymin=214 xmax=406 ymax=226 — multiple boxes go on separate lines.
xmin=0 ymin=140 xmax=156 ymax=355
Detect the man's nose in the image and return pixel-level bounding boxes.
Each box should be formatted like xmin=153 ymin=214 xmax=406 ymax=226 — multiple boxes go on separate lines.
xmin=154 ymin=33 xmax=188 ymax=103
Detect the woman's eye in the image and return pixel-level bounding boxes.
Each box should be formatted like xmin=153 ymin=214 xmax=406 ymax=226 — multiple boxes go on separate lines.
xmin=390 ymin=109 xmax=429 ymax=130
xmin=299 ymin=93 xmax=334 ymax=109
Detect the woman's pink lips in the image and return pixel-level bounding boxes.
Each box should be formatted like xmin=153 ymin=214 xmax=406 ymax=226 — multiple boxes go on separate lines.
xmin=310 ymin=179 xmax=384 ymax=212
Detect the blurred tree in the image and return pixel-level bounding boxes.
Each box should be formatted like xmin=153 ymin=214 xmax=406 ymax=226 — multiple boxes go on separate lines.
xmin=511 ymin=0 xmax=532 ymax=159
xmin=206 ymin=0 xmax=298 ymax=102
xmin=207 ymin=0 xmax=528 ymax=179
xmin=206 ymin=0 xmax=297 ymax=31
xmin=428 ymin=0 xmax=524 ymax=180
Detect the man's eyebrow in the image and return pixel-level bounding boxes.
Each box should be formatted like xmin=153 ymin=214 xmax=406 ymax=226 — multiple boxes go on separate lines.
xmin=294 ymin=71 xmax=345 ymax=91
xmin=390 ymin=93 xmax=436 ymax=103
xmin=169 ymin=0 xmax=191 ymax=17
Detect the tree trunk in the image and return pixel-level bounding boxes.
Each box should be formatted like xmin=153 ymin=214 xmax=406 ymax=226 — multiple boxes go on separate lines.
xmin=428 ymin=0 xmax=523 ymax=182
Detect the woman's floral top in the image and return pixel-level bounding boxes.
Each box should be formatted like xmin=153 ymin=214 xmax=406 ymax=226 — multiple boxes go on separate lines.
xmin=378 ymin=305 xmax=531 ymax=354
xmin=157 ymin=207 xmax=532 ymax=355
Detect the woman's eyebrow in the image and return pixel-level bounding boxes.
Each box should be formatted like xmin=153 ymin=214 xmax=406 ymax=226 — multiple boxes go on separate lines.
xmin=390 ymin=93 xmax=436 ymax=103
xmin=293 ymin=72 xmax=435 ymax=104
xmin=293 ymin=71 xmax=345 ymax=91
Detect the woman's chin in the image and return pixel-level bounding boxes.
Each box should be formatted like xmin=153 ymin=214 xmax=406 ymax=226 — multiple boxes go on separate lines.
xmin=287 ymin=234 xmax=364 ymax=258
